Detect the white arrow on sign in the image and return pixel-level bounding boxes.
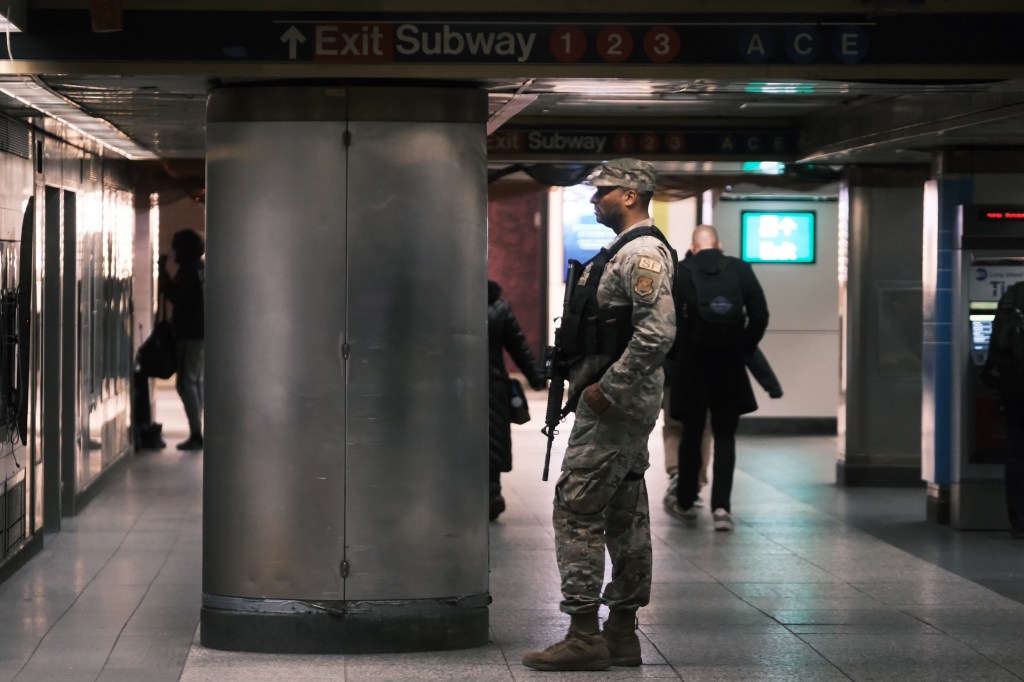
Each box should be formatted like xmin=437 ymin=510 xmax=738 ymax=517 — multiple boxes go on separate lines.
xmin=281 ymin=26 xmax=306 ymax=60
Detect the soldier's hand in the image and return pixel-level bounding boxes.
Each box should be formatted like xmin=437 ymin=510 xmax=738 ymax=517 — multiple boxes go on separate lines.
xmin=582 ymin=384 xmax=611 ymax=415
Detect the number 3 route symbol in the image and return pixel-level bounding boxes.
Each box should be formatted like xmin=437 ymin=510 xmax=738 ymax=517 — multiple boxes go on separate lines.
xmin=644 ymin=26 xmax=680 ymax=63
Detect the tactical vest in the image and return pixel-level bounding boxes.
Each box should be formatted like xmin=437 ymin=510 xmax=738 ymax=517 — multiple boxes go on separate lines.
xmin=561 ymin=226 xmax=676 ymax=365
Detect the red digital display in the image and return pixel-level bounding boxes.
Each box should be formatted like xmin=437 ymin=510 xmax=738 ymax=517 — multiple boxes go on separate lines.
xmin=983 ymin=211 xmax=1024 ymax=220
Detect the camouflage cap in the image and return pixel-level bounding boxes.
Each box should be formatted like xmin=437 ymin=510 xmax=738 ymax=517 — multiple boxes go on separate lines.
xmin=584 ymin=158 xmax=657 ymax=192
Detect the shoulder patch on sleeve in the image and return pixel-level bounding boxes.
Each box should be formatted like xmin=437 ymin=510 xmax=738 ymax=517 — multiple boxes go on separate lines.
xmin=634 ymin=275 xmax=655 ymax=297
xmin=638 ymin=256 xmax=662 ymax=273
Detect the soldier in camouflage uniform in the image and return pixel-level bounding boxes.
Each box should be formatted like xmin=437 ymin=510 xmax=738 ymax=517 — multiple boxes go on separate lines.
xmin=522 ymin=159 xmax=676 ymax=672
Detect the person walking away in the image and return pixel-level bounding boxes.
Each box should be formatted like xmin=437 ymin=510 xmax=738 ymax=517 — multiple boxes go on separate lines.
xmin=522 ymin=158 xmax=676 ymax=672
xmin=662 ymin=345 xmax=781 ymax=515
xmin=667 ymin=224 xmax=768 ymax=531
xmin=159 ymin=229 xmax=205 ymax=450
xmin=661 ymin=353 xmax=710 ymax=512
xmin=488 ymin=279 xmax=546 ymax=521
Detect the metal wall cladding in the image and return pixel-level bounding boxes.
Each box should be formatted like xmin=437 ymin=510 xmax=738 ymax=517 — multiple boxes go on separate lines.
xmin=205 ymin=120 xmax=350 ymax=599
xmin=843 ymin=184 xmax=923 ymax=462
xmin=72 ymin=183 xmax=135 ymax=498
xmin=0 ymin=152 xmax=32 ymax=243
xmin=205 ymin=86 xmax=488 ymax=602
xmin=0 ymin=151 xmax=31 ymax=566
xmin=345 ymin=120 xmax=488 ymax=601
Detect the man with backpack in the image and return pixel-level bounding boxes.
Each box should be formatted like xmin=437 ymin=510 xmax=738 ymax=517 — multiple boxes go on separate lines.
xmin=667 ymin=224 xmax=768 ymax=531
xmin=981 ymin=281 xmax=1024 ymax=538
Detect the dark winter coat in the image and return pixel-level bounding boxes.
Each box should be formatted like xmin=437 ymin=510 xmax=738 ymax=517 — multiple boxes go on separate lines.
xmin=669 ymin=249 xmax=769 ymax=419
xmin=746 ymin=347 xmax=783 ymax=398
xmin=161 ymin=259 xmax=205 ymax=341
xmin=488 ymin=281 xmax=544 ymax=473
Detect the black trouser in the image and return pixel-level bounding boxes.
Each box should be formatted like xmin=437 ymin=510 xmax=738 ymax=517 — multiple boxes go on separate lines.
xmin=677 ymin=409 xmax=740 ymax=512
xmin=489 ymin=467 xmax=502 ymax=499
xmin=133 ymin=370 xmax=152 ymax=425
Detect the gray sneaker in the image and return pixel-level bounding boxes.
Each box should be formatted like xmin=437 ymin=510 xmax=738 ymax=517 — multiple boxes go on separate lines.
xmin=662 ymin=474 xmax=678 ymax=513
xmin=712 ymin=508 xmax=734 ymax=531
xmin=666 ymin=499 xmax=698 ymax=524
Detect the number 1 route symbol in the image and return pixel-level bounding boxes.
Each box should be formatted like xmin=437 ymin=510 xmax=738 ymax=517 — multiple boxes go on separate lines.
xmin=281 ymin=26 xmax=306 ymax=60
xmin=551 ymin=26 xmax=586 ymax=62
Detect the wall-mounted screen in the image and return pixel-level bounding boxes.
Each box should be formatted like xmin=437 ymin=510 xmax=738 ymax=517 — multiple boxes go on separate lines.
xmin=562 ymin=185 xmax=614 ymax=278
xmin=741 ymin=210 xmax=816 ymax=264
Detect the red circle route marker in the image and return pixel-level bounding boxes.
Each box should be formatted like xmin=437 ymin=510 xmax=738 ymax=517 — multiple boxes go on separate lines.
xmin=597 ymin=26 xmax=633 ymax=62
xmin=664 ymin=133 xmax=686 ymax=153
xmin=550 ymin=26 xmax=586 ymax=62
xmin=612 ymin=133 xmax=635 ymax=153
xmin=644 ymin=26 xmax=680 ymax=63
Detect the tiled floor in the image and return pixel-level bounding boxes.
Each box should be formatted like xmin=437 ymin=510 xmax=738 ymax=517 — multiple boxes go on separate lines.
xmin=2 ymin=388 xmax=1023 ymax=681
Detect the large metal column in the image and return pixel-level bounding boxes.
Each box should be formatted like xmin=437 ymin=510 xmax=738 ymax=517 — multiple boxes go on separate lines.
xmin=201 ymin=85 xmax=489 ymax=653
xmin=837 ymin=166 xmax=928 ymax=486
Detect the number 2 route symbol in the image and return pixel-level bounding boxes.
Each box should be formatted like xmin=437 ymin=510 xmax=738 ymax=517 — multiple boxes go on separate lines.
xmin=598 ymin=26 xmax=633 ymax=62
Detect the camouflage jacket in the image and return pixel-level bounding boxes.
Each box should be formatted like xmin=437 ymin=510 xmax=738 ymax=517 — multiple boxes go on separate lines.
xmin=568 ymin=220 xmax=676 ymax=422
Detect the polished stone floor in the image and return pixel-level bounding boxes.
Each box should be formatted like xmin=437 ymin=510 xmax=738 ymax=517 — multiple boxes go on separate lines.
xmin=1 ymin=387 xmax=1022 ymax=681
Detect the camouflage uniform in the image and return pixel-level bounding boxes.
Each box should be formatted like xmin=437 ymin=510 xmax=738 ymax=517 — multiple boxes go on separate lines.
xmin=554 ymin=218 xmax=676 ymax=616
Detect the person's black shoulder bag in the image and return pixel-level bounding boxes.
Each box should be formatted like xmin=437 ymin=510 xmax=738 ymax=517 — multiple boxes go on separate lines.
xmin=138 ymin=292 xmax=177 ymax=379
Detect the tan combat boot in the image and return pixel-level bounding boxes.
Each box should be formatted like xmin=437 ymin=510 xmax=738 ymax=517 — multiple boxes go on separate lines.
xmin=603 ymin=609 xmax=642 ymax=666
xmin=521 ymin=612 xmax=611 ymax=671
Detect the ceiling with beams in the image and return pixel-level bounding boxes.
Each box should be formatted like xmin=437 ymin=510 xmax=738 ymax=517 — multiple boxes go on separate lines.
xmin=8 ymin=74 xmax=1024 ymax=161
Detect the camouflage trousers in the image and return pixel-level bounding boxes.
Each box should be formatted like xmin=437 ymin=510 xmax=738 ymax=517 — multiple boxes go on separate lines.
xmin=553 ymin=399 xmax=654 ymax=615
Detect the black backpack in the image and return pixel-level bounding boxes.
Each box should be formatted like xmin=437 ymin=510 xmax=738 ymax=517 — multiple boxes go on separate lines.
xmin=981 ymin=281 xmax=1024 ymax=398
xmin=680 ymin=253 xmax=747 ymax=350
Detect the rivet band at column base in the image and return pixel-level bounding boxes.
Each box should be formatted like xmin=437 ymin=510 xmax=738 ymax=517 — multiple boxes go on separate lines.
xmin=200 ymin=593 xmax=490 ymax=653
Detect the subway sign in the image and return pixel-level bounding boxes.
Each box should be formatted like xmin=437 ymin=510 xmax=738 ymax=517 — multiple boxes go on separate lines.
xmin=487 ymin=128 xmax=797 ymax=159
xmin=300 ymin=21 xmax=867 ymax=65
xmin=8 ymin=10 xmax=1024 ymax=67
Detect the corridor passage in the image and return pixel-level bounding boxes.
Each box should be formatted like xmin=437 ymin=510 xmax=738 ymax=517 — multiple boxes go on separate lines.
xmin=2 ymin=389 xmax=1023 ymax=681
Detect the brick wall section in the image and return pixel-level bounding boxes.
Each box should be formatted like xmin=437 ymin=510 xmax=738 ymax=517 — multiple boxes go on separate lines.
xmin=487 ymin=186 xmax=546 ymax=363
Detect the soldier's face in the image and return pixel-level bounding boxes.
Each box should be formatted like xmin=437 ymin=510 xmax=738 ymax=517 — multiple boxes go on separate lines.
xmin=591 ymin=186 xmax=624 ymax=230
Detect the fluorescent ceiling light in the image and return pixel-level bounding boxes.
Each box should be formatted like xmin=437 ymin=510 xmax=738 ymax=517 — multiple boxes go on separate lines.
xmin=742 ymin=161 xmax=786 ymax=175
xmin=547 ymin=80 xmax=656 ymax=95
xmin=745 ymin=82 xmax=817 ymax=94
xmin=0 ymin=79 xmax=156 ymax=160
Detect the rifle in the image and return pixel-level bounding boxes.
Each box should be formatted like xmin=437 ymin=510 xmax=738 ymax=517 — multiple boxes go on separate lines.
xmin=541 ymin=259 xmax=583 ymax=481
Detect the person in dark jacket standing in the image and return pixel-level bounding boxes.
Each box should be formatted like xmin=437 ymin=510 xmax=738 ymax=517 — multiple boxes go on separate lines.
xmin=668 ymin=224 xmax=768 ymax=531
xmin=159 ymin=229 xmax=205 ymax=451
xmin=980 ymin=281 xmax=1024 ymax=538
xmin=488 ymin=279 xmax=545 ymax=520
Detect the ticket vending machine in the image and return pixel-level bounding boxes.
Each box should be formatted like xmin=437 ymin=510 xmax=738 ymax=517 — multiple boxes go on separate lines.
xmin=952 ymin=205 xmax=1024 ymax=529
